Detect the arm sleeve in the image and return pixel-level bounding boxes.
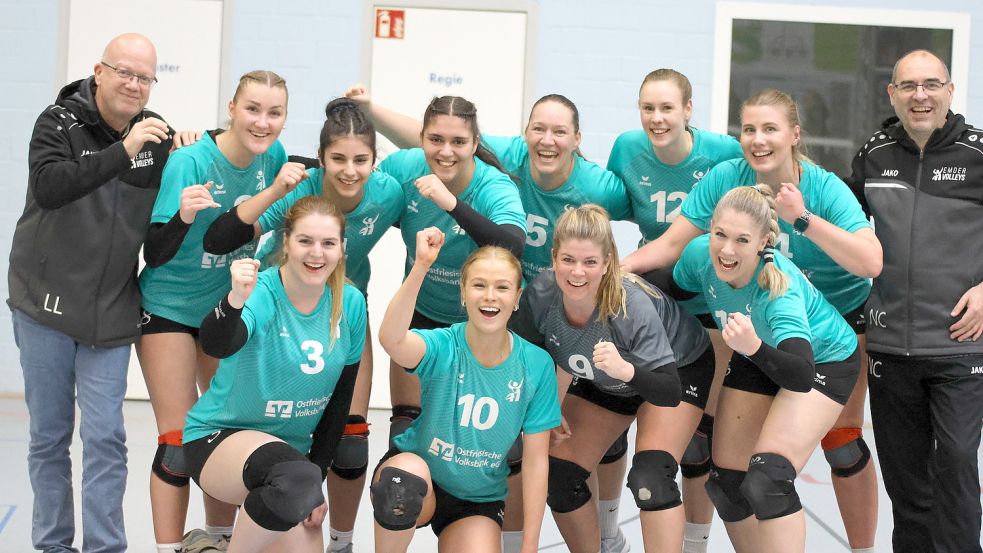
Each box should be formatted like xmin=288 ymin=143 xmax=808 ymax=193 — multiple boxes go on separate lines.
xmin=307 ymin=361 xmax=360 ymax=478
xmin=640 ymin=267 xmax=698 ymax=302
xmin=845 ymin=149 xmax=871 ymax=217
xmin=447 ymin=200 xmax=525 ymax=258
xmin=143 ymin=213 xmax=192 ymax=267
xmin=203 ymin=205 xmax=256 ymax=255
xmin=747 ymin=337 xmax=815 ymax=393
xmin=198 ymin=295 xmax=249 ymax=358
xmin=628 ymin=361 xmax=681 ymax=407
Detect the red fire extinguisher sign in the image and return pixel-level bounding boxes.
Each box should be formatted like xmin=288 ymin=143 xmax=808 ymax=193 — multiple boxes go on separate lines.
xmin=375 ymin=9 xmax=405 ymax=39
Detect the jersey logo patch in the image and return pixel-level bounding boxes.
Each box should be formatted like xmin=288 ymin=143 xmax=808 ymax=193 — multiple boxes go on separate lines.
xmin=359 ymin=213 xmax=381 ymax=236
xmin=265 ymin=400 xmax=293 ymax=418
xmin=506 ymin=379 xmax=523 ymax=402
xmin=428 ymin=437 xmax=455 ymax=461
xmin=407 ymin=200 xmax=420 ymax=213
xmin=638 ymin=175 xmax=651 ymax=187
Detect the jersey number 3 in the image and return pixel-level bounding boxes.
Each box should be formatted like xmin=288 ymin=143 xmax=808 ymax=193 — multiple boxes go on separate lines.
xmin=300 ymin=340 xmax=326 ymax=375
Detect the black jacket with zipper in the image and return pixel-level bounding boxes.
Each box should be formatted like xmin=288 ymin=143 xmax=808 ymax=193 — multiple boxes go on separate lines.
xmin=7 ymin=77 xmax=173 ymax=347
xmin=849 ymin=111 xmax=983 ymax=356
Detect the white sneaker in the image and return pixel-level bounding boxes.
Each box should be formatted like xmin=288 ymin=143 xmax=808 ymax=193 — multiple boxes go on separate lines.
xmin=600 ymin=529 xmax=630 ymax=553
xmin=327 ymin=544 xmax=353 ymax=553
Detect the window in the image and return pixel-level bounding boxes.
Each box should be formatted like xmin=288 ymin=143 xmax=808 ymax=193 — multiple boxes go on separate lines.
xmin=712 ymin=3 xmax=969 ymax=176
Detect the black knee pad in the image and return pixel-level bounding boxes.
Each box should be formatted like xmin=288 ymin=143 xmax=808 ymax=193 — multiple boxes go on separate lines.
xmin=680 ymin=413 xmax=713 ymax=479
xmin=242 ymin=442 xmax=325 ymax=531
xmin=370 ymin=466 xmax=428 ymax=531
xmin=506 ymin=434 xmax=523 ymax=476
xmin=547 ymin=457 xmax=592 ymax=513
xmin=600 ymin=430 xmax=629 ymax=465
xmin=153 ymin=431 xmax=190 ymax=487
xmin=388 ymin=405 xmax=421 ymax=448
xmin=331 ymin=415 xmax=369 ymax=480
xmin=705 ymin=466 xmax=753 ymax=522
xmin=626 ymin=450 xmax=682 ymax=511
xmin=741 ymin=453 xmax=802 ymax=520
xmin=823 ymin=436 xmax=871 ymax=478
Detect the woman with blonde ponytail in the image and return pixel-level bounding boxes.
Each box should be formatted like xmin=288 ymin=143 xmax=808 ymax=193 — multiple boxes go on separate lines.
xmin=623 ymin=88 xmax=882 ymax=553
xmin=673 ymin=185 xmax=859 ymax=553
xmin=511 ymin=204 xmax=716 ymax=553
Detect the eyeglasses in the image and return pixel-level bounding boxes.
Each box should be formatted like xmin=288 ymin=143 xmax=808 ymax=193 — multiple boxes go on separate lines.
xmin=892 ymin=79 xmax=948 ymax=94
xmin=100 ymin=62 xmax=157 ymax=88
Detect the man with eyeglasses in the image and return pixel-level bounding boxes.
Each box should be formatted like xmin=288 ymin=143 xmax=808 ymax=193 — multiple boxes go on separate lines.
xmin=848 ymin=49 xmax=983 ymax=553
xmin=8 ymin=33 xmax=173 ymax=553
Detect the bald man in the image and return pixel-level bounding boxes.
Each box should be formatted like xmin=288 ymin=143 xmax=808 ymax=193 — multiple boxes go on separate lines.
xmin=8 ymin=33 xmax=173 ymax=553
xmin=849 ymin=49 xmax=983 ymax=553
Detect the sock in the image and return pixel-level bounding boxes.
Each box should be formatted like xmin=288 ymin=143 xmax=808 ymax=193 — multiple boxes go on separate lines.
xmin=598 ymin=498 xmax=621 ymax=539
xmin=156 ymin=543 xmax=181 ymax=553
xmin=683 ymin=522 xmax=711 ymax=553
xmin=501 ymin=530 xmax=523 ymax=553
xmin=851 ymin=548 xmax=876 ymax=553
xmin=327 ymin=527 xmax=354 ymax=552
xmin=205 ymin=524 xmax=234 ymax=542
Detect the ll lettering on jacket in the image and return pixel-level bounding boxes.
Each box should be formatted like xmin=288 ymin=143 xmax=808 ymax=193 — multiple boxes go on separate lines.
xmin=43 ymin=293 xmax=63 ymax=315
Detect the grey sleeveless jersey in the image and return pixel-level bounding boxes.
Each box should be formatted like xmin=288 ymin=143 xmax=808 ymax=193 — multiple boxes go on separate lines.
xmin=511 ymin=270 xmax=709 ymax=397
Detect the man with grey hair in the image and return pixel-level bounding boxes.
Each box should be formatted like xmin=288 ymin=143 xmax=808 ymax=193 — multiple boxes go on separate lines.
xmin=8 ymin=33 xmax=172 ymax=553
xmin=849 ymin=49 xmax=983 ymax=553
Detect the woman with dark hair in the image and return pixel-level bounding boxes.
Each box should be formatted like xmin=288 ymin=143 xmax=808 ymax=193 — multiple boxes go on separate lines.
xmin=343 ymin=85 xmax=526 ymax=463
xmin=203 ymin=97 xmax=404 ymax=553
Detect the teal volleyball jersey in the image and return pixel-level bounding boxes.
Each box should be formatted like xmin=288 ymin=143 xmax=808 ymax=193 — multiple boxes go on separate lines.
xmin=184 ymin=269 xmax=366 ymax=453
xmin=483 ymin=135 xmax=631 ymax=280
xmin=674 ymin=235 xmax=856 ymax=363
xmin=139 ymin=132 xmax=287 ymax=326
xmin=680 ymin=159 xmax=872 ymax=314
xmin=393 ymin=323 xmax=560 ymax=502
xmin=607 ymin=128 xmax=741 ymax=244
xmin=255 ymin=168 xmax=404 ymax=293
xmin=380 ymin=149 xmax=526 ymax=323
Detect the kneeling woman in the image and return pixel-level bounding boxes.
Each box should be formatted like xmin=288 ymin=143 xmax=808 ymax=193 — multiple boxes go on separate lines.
xmin=673 ymin=186 xmax=859 ymax=553
xmin=182 ymin=196 xmax=366 ymax=553
xmin=511 ymin=205 xmax=715 ymax=553
xmin=376 ymin=231 xmax=560 ymax=553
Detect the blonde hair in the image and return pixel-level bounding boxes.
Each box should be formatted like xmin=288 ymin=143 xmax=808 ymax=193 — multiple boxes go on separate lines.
xmin=232 ymin=69 xmax=287 ymax=103
xmin=712 ymin=185 xmax=789 ymax=299
xmin=741 ymin=88 xmax=811 ymax=164
xmin=459 ymin=246 xmax=522 ymax=303
xmin=281 ymin=195 xmax=347 ymax=347
xmin=552 ymin=205 xmax=627 ymax=321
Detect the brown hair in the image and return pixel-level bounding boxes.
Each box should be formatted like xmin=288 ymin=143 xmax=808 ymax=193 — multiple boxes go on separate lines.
xmin=741 ymin=88 xmax=811 ymax=164
xmin=712 ymin=185 xmax=789 ymax=299
xmin=421 ymin=96 xmax=513 ymax=178
xmin=552 ymin=204 xmax=627 ymax=321
xmin=281 ymin=195 xmax=348 ymax=346
xmin=639 ymin=68 xmax=693 ymax=105
xmin=319 ymin=97 xmax=377 ymax=164
xmin=526 ymin=93 xmax=585 ymax=159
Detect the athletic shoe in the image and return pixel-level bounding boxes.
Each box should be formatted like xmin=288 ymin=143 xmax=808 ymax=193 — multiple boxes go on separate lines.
xmin=181 ymin=529 xmax=223 ymax=553
xmin=326 ymin=544 xmax=354 ymax=553
xmin=600 ymin=529 xmax=631 ymax=553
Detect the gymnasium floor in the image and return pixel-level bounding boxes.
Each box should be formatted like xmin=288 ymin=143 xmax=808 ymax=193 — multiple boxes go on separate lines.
xmin=0 ymin=396 xmax=979 ymax=552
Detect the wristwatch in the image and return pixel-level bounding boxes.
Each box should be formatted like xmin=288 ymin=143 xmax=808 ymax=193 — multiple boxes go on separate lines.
xmin=793 ymin=209 xmax=813 ymax=233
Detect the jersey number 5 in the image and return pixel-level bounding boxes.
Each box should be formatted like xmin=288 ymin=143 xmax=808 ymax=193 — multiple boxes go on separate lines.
xmin=526 ymin=214 xmax=550 ymax=247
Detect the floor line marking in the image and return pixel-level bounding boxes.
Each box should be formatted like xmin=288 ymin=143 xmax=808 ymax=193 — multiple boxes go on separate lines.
xmin=0 ymin=505 xmax=17 ymax=535
xmin=803 ymin=504 xmax=851 ymax=550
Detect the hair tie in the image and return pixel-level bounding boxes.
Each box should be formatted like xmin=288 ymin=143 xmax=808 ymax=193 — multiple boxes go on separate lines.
xmin=758 ymin=245 xmax=776 ymax=264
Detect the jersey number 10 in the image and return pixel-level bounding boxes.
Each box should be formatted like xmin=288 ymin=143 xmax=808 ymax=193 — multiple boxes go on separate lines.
xmin=457 ymin=394 xmax=499 ymax=430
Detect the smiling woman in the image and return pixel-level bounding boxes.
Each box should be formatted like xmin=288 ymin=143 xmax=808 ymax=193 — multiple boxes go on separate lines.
xmin=135 ymin=69 xmax=308 ymax=553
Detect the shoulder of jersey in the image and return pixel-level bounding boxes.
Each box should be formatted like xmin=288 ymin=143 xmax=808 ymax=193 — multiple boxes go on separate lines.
xmin=857 ymin=128 xmax=898 ymax=157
